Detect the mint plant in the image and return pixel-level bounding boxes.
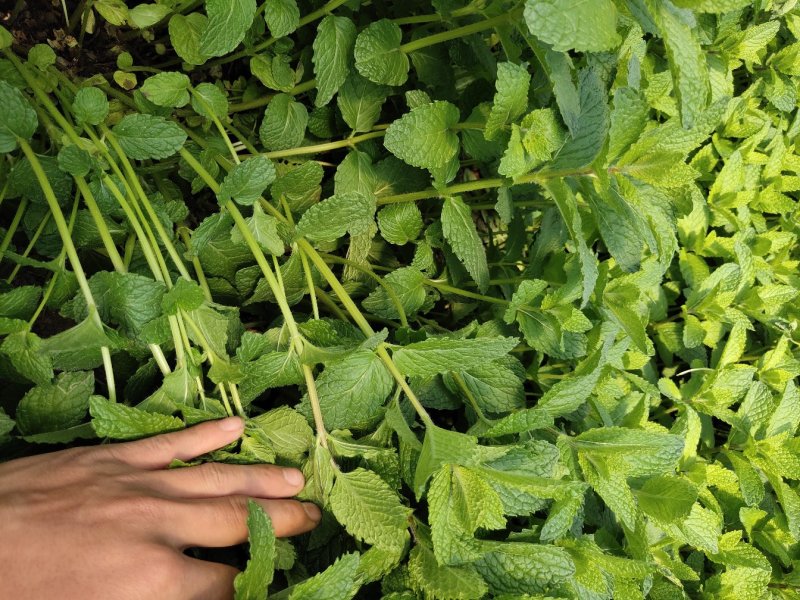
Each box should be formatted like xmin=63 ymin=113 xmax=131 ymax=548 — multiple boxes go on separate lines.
xmin=1 ymin=0 xmax=799 ymax=598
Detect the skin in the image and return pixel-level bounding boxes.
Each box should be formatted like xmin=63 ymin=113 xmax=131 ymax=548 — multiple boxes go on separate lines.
xmin=0 ymin=416 xmax=321 ymax=600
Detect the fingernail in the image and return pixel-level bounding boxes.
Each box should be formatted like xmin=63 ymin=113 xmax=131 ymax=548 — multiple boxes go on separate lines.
xmin=283 ymin=468 xmax=305 ymax=486
xmin=218 ymin=416 xmax=244 ymax=432
xmin=303 ymin=503 xmax=322 ymax=521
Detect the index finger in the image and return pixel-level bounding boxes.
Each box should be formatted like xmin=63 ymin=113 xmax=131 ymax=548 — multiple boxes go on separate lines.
xmin=103 ymin=417 xmax=245 ymax=469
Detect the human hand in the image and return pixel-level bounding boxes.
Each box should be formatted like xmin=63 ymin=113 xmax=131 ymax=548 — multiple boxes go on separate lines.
xmin=0 ymin=417 xmax=321 ymax=600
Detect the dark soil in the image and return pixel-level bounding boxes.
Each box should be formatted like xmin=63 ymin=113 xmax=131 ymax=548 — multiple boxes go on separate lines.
xmin=2 ymin=0 xmax=122 ymax=77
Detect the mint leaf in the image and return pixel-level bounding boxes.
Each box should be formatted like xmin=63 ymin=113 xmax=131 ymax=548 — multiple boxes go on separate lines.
xmin=200 ymin=0 xmax=257 ymax=57
xmin=264 ymin=0 xmax=299 ymax=38
xmin=72 ymin=87 xmax=109 ymax=125
xmin=112 ymin=114 xmax=187 ymax=160
xmin=385 ymin=101 xmax=460 ymax=171
xmin=329 ymin=468 xmax=411 ymax=550
xmin=217 ymin=156 xmax=277 ymax=206
xmin=16 ymin=372 xmax=94 ymax=435
xmin=141 ymin=72 xmax=191 ymax=108
xmin=442 ymin=196 xmax=490 ymax=293
xmin=485 ymin=62 xmax=530 ymax=141
xmin=338 ymin=73 xmax=389 ymax=133
xmin=296 ymin=192 xmax=376 ymax=243
xmin=0 ymin=81 xmax=38 ymax=152
xmin=394 ymin=336 xmax=518 ymax=379
xmin=169 ymin=13 xmax=209 ymax=65
xmin=90 ymin=396 xmax=184 ymax=440
xmin=259 ymin=93 xmax=308 ymax=150
xmin=234 ymin=501 xmax=276 ymax=600
xmin=355 ymin=19 xmax=409 ymax=86
xmin=312 ymin=15 xmax=357 ymax=107
xmin=524 ymin=0 xmax=620 ymax=52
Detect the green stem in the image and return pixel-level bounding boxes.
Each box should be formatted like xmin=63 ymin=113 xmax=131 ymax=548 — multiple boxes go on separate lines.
xmin=425 ymin=279 xmax=508 ymax=305
xmin=74 ymin=177 xmax=126 ymax=272
xmin=263 ymin=131 xmax=386 ymax=159
xmin=399 ymin=9 xmax=522 ymax=53
xmin=18 ymin=139 xmax=116 ymax=402
xmin=303 ymin=364 xmax=329 ymax=449
xmin=6 ymin=209 xmax=50 ymax=284
xmin=451 ymin=371 xmax=491 ymax=424
xmin=0 ymin=198 xmax=29 ymax=264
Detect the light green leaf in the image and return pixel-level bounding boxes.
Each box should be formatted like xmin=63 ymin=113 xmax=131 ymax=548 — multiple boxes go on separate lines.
xmin=312 ymin=15 xmax=357 ymax=107
xmin=250 ymin=406 xmax=313 ymax=459
xmin=485 ymin=62 xmax=530 ymax=141
xmin=218 ymin=156 xmax=277 ymax=206
xmin=635 ymin=475 xmax=697 ymax=523
xmin=378 ymin=203 xmax=423 ymax=245
xmin=112 ymin=114 xmax=187 ymax=160
xmin=337 ymin=73 xmax=389 ymax=133
xmin=0 ymin=80 xmax=38 ymax=152
xmin=200 ymin=0 xmax=257 ymax=58
xmin=288 ymin=553 xmax=360 ymax=600
xmin=394 ymin=336 xmax=519 ymax=379
xmin=168 ymin=13 xmax=209 ymax=65
xmin=313 ymin=350 xmax=394 ymax=430
xmin=16 ymin=372 xmax=94 ymax=435
xmin=354 ymin=19 xmax=409 ymax=86
xmin=408 ymin=545 xmax=488 ymax=600
xmin=234 ymin=501 xmax=275 ymax=600
xmin=141 ymin=72 xmax=191 ymax=108
xmin=329 ymin=468 xmax=411 ymax=550
xmin=90 ymin=396 xmax=184 ymax=440
xmin=414 ymin=425 xmax=478 ymax=498
xmin=524 ymin=0 xmax=620 ymax=52
xmin=384 ymin=101 xmax=460 ymax=171
xmin=442 ymin=196 xmax=490 ymax=292
xmin=264 ymin=0 xmax=299 ymax=38
xmin=259 ymin=93 xmax=308 ymax=150
xmin=191 ymin=82 xmax=228 ymax=119
xmin=128 ymin=3 xmax=171 ymax=28
xmin=72 ymin=87 xmax=109 ymax=125
xmin=296 ymin=192 xmax=376 ymax=243
xmin=475 ymin=542 xmax=575 ymax=595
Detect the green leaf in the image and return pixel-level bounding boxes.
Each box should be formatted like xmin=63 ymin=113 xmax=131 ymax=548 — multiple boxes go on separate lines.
xmin=485 ymin=62 xmax=530 ymax=141
xmin=1 ymin=329 xmax=53 ymax=387
xmin=264 ymin=0 xmax=299 ymax=38
xmin=239 ymin=351 xmax=303 ymax=404
xmin=524 ymin=0 xmax=620 ymax=52
xmin=378 ymin=203 xmax=423 ymax=245
xmin=475 ymin=542 xmax=575 ymax=595
xmin=429 ymin=464 xmax=505 ymax=565
xmin=312 ymin=15 xmax=357 ymax=107
xmin=259 ymin=93 xmax=308 ymax=150
xmin=218 ymin=156 xmax=277 ymax=206
xmin=28 ymin=44 xmax=56 ymax=70
xmin=313 ymin=350 xmax=394 ymax=430
xmin=57 ymin=145 xmax=93 ymax=177
xmin=442 ymin=196 xmax=490 ymax=293
xmin=644 ymin=0 xmax=710 ymax=128
xmin=16 ymin=371 xmax=94 ymax=435
xmin=394 ymin=336 xmax=518 ymax=379
xmin=234 ymin=501 xmax=276 ymax=600
xmin=408 ymin=545 xmax=488 ymax=600
xmin=231 ymin=202 xmax=284 ymax=255
xmin=128 ymin=3 xmax=171 ymax=28
xmin=296 ymin=192 xmax=376 ymax=243
xmin=337 ymin=73 xmax=389 ymax=133
xmin=168 ymin=13 xmax=209 ymax=65
xmin=40 ymin=313 xmax=115 ymax=371
xmin=329 ymin=468 xmax=411 ymax=550
xmin=414 ymin=425 xmax=478 ymax=498
xmin=574 ymin=427 xmax=685 ymax=477
xmin=455 ymin=359 xmax=525 ymax=414
xmin=385 ymin=101 xmax=460 ymax=171
xmin=364 ymin=266 xmax=426 ymax=320
xmin=635 ymin=475 xmax=697 ymax=523
xmin=0 ymin=25 xmax=13 ymax=50
xmin=72 ymin=87 xmax=109 ymax=125
xmin=90 ymin=396 xmax=184 ymax=440
xmin=355 ymin=19 xmax=409 ymax=86
xmin=200 ymin=0 xmax=257 ymax=58
xmin=250 ymin=406 xmax=313 ymax=459
xmin=191 ymin=82 xmax=228 ymax=119
xmin=112 ymin=114 xmax=187 ymax=160
xmin=250 ymin=54 xmax=295 ymax=93
xmin=161 ymin=278 xmax=205 ymax=315
xmin=288 ymin=553 xmax=360 ymax=600
xmin=0 ymin=80 xmax=38 ymax=152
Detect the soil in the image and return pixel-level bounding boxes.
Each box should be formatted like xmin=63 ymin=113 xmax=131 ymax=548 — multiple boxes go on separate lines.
xmin=2 ymin=0 xmax=122 ymax=77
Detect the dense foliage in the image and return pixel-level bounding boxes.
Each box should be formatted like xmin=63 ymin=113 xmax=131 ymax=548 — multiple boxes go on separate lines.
xmin=1 ymin=0 xmax=800 ymax=597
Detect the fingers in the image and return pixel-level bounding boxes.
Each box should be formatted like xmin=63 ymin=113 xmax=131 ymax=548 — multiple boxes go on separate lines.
xmin=147 ymin=463 xmax=306 ymax=499
xmin=180 ymin=556 xmax=238 ymax=600
xmin=168 ymin=496 xmax=322 ymax=548
xmin=105 ymin=417 xmax=245 ymax=469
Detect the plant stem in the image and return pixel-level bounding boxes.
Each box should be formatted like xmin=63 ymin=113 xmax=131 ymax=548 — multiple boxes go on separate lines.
xmin=18 ymin=139 xmax=117 ymax=402
xmin=262 ymin=131 xmax=386 ymax=159
xmin=399 ymin=9 xmax=521 ymax=53
xmin=0 ymin=199 xmax=28 ymax=264
xmin=303 ymin=364 xmax=329 ymax=448
xmin=74 ymin=177 xmax=126 ymax=272
xmin=6 ymin=210 xmax=50 ymax=284
xmin=425 ymin=279 xmax=509 ymax=305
